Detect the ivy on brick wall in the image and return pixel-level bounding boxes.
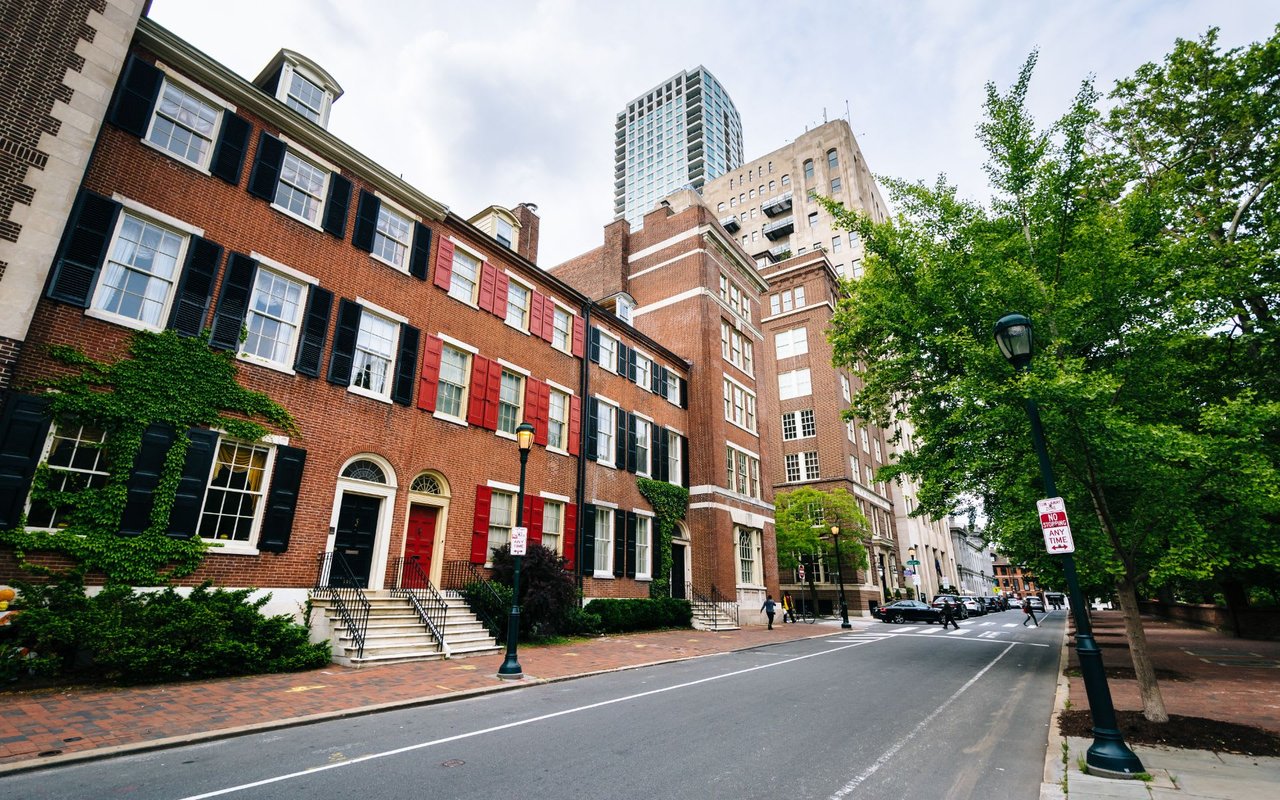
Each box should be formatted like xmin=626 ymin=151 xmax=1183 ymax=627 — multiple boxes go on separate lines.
xmin=3 ymin=330 xmax=295 ymax=586
xmin=637 ymin=477 xmax=689 ymax=599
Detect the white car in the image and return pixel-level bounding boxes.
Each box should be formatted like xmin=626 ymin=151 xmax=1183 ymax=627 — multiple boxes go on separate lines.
xmin=957 ymin=595 xmax=983 ymax=614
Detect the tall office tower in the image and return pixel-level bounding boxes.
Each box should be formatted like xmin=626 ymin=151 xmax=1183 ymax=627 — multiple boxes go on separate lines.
xmin=613 ymin=66 xmax=743 ymax=230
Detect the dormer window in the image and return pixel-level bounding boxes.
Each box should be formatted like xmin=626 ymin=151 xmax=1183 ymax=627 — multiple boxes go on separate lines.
xmin=615 ymin=295 xmax=634 ymax=324
xmin=285 ymin=71 xmax=326 ymax=123
xmin=254 ymin=50 xmax=343 ymax=129
xmin=495 ymin=217 xmax=514 ymax=249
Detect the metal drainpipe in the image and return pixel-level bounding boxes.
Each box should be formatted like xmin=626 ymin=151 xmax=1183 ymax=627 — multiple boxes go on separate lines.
xmin=574 ymin=303 xmax=592 ymax=603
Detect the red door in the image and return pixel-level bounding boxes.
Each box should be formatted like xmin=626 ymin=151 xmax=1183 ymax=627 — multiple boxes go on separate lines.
xmin=405 ymin=505 xmax=438 ymax=584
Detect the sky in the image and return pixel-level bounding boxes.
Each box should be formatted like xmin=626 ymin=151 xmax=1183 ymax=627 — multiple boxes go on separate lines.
xmin=145 ymin=0 xmax=1278 ymax=267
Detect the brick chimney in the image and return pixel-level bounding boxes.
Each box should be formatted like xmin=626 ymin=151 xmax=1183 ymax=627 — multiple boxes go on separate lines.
xmin=514 ymin=202 xmax=540 ymax=264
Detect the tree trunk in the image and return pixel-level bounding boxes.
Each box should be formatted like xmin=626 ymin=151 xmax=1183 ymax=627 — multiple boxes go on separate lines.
xmin=1115 ymin=576 xmax=1168 ymax=723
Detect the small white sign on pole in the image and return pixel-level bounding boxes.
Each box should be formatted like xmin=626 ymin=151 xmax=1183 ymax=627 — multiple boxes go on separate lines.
xmin=510 ymin=526 xmax=528 ymax=556
xmin=1036 ymin=497 xmax=1076 ymax=555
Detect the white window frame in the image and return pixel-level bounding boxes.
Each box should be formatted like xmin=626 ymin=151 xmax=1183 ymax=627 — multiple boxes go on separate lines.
xmin=841 ymin=374 xmax=852 ymax=402
xmin=276 ymin=63 xmax=332 ymax=126
xmin=24 ymin=421 xmax=110 ymax=531
xmin=596 ymin=399 xmax=618 ymax=467
xmin=634 ymin=351 xmax=652 ymax=391
xmin=348 ymin=300 xmax=406 ymax=403
xmin=667 ymin=430 xmax=684 ymax=487
xmin=541 ymin=497 xmax=565 ymax=555
xmin=775 ymin=327 xmax=808 ymax=359
xmin=447 ymin=245 xmax=482 ymax=306
xmin=726 ymin=443 xmax=761 ymax=499
xmin=594 ymin=505 xmax=614 ymax=577
xmin=551 ymin=305 xmax=574 ymax=353
xmin=597 ymin=332 xmax=618 ymax=374
xmin=722 ymin=376 xmax=757 ymax=433
xmin=237 ymin=253 xmax=318 ymax=375
xmin=370 ymin=197 xmax=414 ymax=272
xmin=271 ymin=143 xmax=330 ymax=230
xmin=435 ymin=340 xmax=473 ymax=423
xmin=197 ymin=435 xmax=279 ymax=553
xmin=634 ymin=513 xmax=653 ymax=580
xmin=778 ymin=368 xmax=813 ymax=400
xmin=547 ymin=387 xmax=570 ymax=452
xmin=496 ymin=367 xmax=525 ymax=437
xmin=487 ymin=489 xmax=516 ymax=561
xmin=86 ymin=204 xmax=195 ymax=332
xmin=634 ymin=416 xmax=652 ymax=476
xmin=505 ymin=276 xmax=532 ymax=331
xmin=738 ymin=527 xmax=763 ymax=587
xmin=144 ymin=71 xmax=227 ymax=172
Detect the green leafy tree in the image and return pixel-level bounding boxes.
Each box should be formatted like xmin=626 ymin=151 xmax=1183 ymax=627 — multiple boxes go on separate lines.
xmin=774 ymin=487 xmax=868 ymax=574
xmin=824 ymin=30 xmax=1280 ymax=724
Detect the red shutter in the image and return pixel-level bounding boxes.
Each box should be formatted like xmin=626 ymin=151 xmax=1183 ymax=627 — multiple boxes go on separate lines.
xmin=541 ymin=300 xmax=555 ymax=343
xmin=567 ymin=394 xmax=582 ymax=456
xmin=477 ymin=262 xmax=497 ymax=313
xmin=417 ymin=335 xmax=443 ymax=412
xmin=525 ymin=378 xmax=546 ymax=445
xmin=529 ymin=292 xmax=545 ymax=339
xmin=433 ymin=238 xmax=455 ymax=291
xmin=492 ymin=270 xmax=509 ymax=320
xmin=467 ymin=355 xmax=490 ymax=426
xmin=483 ymin=361 xmax=502 ymax=430
xmin=471 ymin=486 xmax=493 ymax=563
xmin=562 ymin=503 xmax=577 ymax=570
xmin=527 ymin=496 xmax=544 ymax=546
xmin=572 ymin=315 xmax=585 ymax=357
xmin=538 ymin=382 xmax=551 ymax=446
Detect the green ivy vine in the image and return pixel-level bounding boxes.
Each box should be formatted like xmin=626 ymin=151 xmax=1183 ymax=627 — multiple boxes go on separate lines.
xmin=3 ymin=330 xmax=295 ymax=586
xmin=637 ymin=477 xmax=689 ymax=599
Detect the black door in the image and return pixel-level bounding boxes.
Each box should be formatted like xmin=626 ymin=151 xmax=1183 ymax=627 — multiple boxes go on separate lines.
xmin=334 ymin=493 xmax=381 ymax=588
xmin=670 ymin=544 xmax=686 ymax=599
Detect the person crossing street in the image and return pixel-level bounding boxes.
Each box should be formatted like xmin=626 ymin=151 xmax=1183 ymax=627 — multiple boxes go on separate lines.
xmin=1022 ymin=596 xmax=1040 ymax=626
xmin=940 ymin=598 xmax=959 ymax=630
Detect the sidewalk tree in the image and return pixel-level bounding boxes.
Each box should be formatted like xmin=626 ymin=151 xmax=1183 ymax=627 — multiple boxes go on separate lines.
xmin=774 ymin=487 xmax=868 ymax=574
xmin=824 ymin=28 xmax=1280 ymax=724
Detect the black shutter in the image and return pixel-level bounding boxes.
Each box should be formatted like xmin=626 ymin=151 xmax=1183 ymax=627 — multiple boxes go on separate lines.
xmin=247 ymin=132 xmax=286 ymax=201
xmin=408 ymin=222 xmax=432 ymax=280
xmin=584 ymin=398 xmax=599 ymax=461
xmin=293 ymin=286 xmax=332 ymax=377
xmin=615 ymin=407 xmax=626 ymax=468
xmin=210 ymin=113 xmax=252 ymax=185
xmin=323 ymin=173 xmax=352 ymax=238
xmin=679 ymin=377 xmax=688 ymax=409
xmin=627 ymin=348 xmax=637 ymax=382
xmin=166 ymin=429 xmax=218 ymax=539
xmin=391 ymin=324 xmax=420 ymax=406
xmin=625 ymin=413 xmax=638 ymax=474
xmin=588 ymin=327 xmax=600 ymax=364
xmin=46 ymin=190 xmax=120 ymax=307
xmin=625 ymin=511 xmax=637 ymax=579
xmin=352 ymin=189 xmax=380 ymax=252
xmin=652 ymin=364 xmax=666 ymax=394
xmin=655 ymin=426 xmax=669 ymax=482
xmin=580 ymin=503 xmax=596 ymax=573
xmin=120 ymin=423 xmax=176 ymax=536
xmin=167 ymin=236 xmax=222 ymax=337
xmin=0 ymin=394 xmax=52 ymax=529
xmin=208 ymin=252 xmax=257 ymax=350
xmin=616 ymin=342 xmax=628 ymax=375
xmin=613 ymin=510 xmax=626 ymax=577
xmin=680 ymin=434 xmax=690 ymax=487
xmin=259 ymin=445 xmax=306 ymax=553
xmin=108 ymin=54 xmax=162 ymax=137
xmin=327 ymin=299 xmax=361 ymax=386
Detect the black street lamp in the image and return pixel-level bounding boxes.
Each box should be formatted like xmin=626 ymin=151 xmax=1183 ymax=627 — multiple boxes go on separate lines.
xmin=497 ymin=421 xmax=537 ymax=680
xmin=828 ymin=525 xmax=853 ymax=629
xmin=994 ymin=313 xmax=1144 ymax=778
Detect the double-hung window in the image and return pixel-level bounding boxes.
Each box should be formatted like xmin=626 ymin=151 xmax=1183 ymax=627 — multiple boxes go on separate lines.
xmin=351 ymin=309 xmax=399 ymax=399
xmin=596 ymin=401 xmax=616 ymax=464
xmin=497 ymin=370 xmax=524 ymax=435
xmin=547 ymin=389 xmax=570 ymax=450
xmin=738 ymin=528 xmax=762 ymax=585
xmin=726 ymin=444 xmax=761 ymax=499
xmin=778 ymin=368 xmax=813 ymax=400
xmin=285 ymin=71 xmax=326 ymax=123
xmin=436 ymin=345 xmax=470 ymax=419
xmin=667 ymin=431 xmax=683 ymax=486
xmin=448 ymin=248 xmax=481 ymax=305
xmin=275 ymin=150 xmax=328 ymax=225
xmin=506 ymin=280 xmax=531 ymax=330
xmin=147 ymin=79 xmax=220 ymax=169
xmin=782 ymin=409 xmax=816 ymax=441
xmin=775 ymin=327 xmax=808 ymax=359
xmin=597 ymin=333 xmax=617 ymax=372
xmin=241 ymin=267 xmax=305 ymax=368
xmin=784 ymin=451 xmax=820 ymax=481
xmin=594 ymin=506 xmax=614 ymax=575
xmin=723 ymin=378 xmax=756 ymax=432
xmin=25 ymin=423 xmax=110 ymax=530
xmin=198 ymin=438 xmax=273 ymax=543
xmin=551 ymin=307 xmax=573 ymax=352
xmin=635 ymin=516 xmax=652 ymax=579
xmin=542 ymin=500 xmax=564 ymax=554
xmin=634 ymin=353 xmax=651 ymax=390
xmin=372 ymin=205 xmax=413 ymax=269
xmin=91 ymin=210 xmax=188 ymax=329
xmin=635 ymin=418 xmax=651 ymax=476
xmin=487 ymin=490 xmax=515 ymax=558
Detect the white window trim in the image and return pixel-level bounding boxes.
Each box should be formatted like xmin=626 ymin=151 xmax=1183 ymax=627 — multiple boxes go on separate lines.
xmin=633 ymin=512 xmax=654 ymax=580
xmin=503 ymin=274 xmax=535 ymax=334
xmin=444 ymin=237 xmax=486 ymax=308
xmin=540 ymin=491 xmax=571 ymax=503
xmin=236 ymin=253 xmax=319 ymax=375
xmin=368 ymin=201 xmax=414 ymax=274
xmin=276 ymin=62 xmax=333 ymax=127
xmin=594 ymin=396 xmax=619 ymax=469
xmin=596 ymin=330 xmax=619 ymax=374
xmin=593 ymin=505 xmax=615 ymax=579
xmin=550 ymin=302 xmax=576 ymax=354
xmin=432 ymin=342 xmax=472 ymax=427
xmin=199 ymin=435 xmax=280 ymax=556
xmin=112 ymin=195 xmax=205 ymax=237
xmin=277 ymin=134 xmax=341 ymax=175
xmin=85 ymin=203 xmax=194 ymax=333
xmin=486 ymin=479 xmax=520 ymax=493
xmin=546 ymin=378 xmax=575 ymax=395
xmin=355 ymin=296 xmax=408 ymax=325
xmin=346 ymin=304 xmax=400 ymax=404
xmin=437 ymin=332 xmax=478 ymax=354
xmin=141 ymin=67 xmax=235 ymax=174
xmin=494 ymin=358 xmax=531 ymax=377
xmin=546 ymin=388 xmax=572 ymax=456
xmin=249 ymin=251 xmax=319 ymax=286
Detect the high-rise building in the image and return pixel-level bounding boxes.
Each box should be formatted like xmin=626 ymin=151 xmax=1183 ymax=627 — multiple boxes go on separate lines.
xmin=613 ymin=67 xmax=743 ymax=230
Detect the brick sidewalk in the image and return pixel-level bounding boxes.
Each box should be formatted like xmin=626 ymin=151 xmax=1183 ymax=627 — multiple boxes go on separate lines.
xmin=0 ymin=620 xmax=833 ymax=769
xmin=1065 ymin=611 xmax=1280 ymax=733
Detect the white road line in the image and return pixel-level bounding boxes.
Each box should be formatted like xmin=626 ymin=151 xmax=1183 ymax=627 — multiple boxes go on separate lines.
xmin=914 ymin=627 xmax=941 ymax=634
xmin=1003 ymin=623 xmax=1018 ymax=627
xmin=829 ymin=643 xmax=1017 ymax=799
xmin=945 ymin=628 xmax=968 ymax=635
xmin=177 ymin=636 xmax=887 ymax=800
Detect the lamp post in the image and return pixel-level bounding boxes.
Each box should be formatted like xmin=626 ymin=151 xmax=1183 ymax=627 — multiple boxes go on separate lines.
xmin=829 ymin=525 xmax=852 ymax=629
xmin=497 ymin=421 xmax=537 ymax=680
xmin=994 ymin=313 xmax=1144 ymax=778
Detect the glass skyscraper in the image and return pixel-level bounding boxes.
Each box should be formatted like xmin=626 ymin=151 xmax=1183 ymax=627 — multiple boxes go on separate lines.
xmin=614 ymin=66 xmax=743 ymax=229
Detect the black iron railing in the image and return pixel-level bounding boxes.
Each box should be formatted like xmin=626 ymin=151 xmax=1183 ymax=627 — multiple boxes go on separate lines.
xmin=391 ymin=557 xmax=449 ymax=656
xmin=441 ymin=560 xmax=505 ymax=639
xmin=690 ymin=582 xmax=739 ymax=630
xmin=313 ymin=551 xmax=371 ymax=659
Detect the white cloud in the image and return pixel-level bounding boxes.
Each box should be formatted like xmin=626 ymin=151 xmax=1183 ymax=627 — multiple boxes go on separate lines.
xmin=146 ymin=0 xmax=1278 ymax=265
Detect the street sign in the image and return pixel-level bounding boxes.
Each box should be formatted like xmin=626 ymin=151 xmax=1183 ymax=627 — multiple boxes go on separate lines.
xmin=510 ymin=526 xmax=528 ymax=556
xmin=906 ymin=559 xmax=920 ymax=566
xmin=797 ymin=564 xmax=806 ymax=581
xmin=1036 ymin=497 xmax=1076 ymax=554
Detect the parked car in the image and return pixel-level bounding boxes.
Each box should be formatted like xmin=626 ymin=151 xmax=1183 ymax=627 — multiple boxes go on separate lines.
xmin=873 ymin=599 xmax=942 ymax=624
xmin=930 ymin=596 xmax=968 ymax=619
xmin=982 ymin=596 xmax=1001 ymax=612
xmin=957 ymin=595 xmax=986 ymax=615
xmin=1026 ymin=596 xmax=1045 ymax=612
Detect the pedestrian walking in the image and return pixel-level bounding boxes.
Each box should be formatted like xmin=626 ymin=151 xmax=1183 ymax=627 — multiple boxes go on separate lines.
xmin=782 ymin=593 xmax=797 ymax=623
xmin=940 ymin=599 xmax=959 ymax=630
xmin=1022 ymin=597 xmax=1039 ymax=626
xmin=761 ymin=595 xmax=777 ymax=629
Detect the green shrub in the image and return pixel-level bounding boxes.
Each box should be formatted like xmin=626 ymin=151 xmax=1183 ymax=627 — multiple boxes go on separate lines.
xmin=488 ymin=544 xmax=578 ymax=639
xmin=586 ymin=597 xmax=692 ymax=633
xmin=1 ymin=577 xmax=329 ymax=685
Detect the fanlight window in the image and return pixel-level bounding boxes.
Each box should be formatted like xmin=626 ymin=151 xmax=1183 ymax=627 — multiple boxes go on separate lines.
xmin=342 ymin=459 xmax=386 ymax=483
xmin=411 ymin=473 xmax=443 ymax=494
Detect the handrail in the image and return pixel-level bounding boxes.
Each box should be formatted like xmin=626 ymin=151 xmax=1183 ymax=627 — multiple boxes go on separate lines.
xmin=441 ymin=560 xmax=505 ymax=639
xmin=313 ymin=551 xmax=371 ymax=659
xmin=690 ymin=582 xmax=739 ymax=630
xmin=391 ymin=557 xmax=450 ymax=658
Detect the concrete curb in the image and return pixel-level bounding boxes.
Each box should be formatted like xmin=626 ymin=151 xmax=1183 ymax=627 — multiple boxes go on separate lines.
xmin=1039 ymin=624 xmax=1071 ymax=800
xmin=0 ymin=629 xmax=839 ymax=776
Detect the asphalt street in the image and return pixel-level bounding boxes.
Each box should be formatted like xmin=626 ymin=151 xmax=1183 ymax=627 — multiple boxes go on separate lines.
xmin=6 ymin=608 xmax=1062 ymax=800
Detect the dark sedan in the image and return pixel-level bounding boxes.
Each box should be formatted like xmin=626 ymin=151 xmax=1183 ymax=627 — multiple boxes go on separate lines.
xmin=873 ymin=599 xmax=942 ymax=624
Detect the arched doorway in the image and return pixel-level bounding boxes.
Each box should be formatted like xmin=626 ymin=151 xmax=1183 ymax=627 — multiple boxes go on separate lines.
xmin=404 ymin=471 xmax=450 ymax=587
xmin=330 ymin=455 xmax=397 ymax=589
xmin=670 ymin=522 xmax=691 ymax=599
